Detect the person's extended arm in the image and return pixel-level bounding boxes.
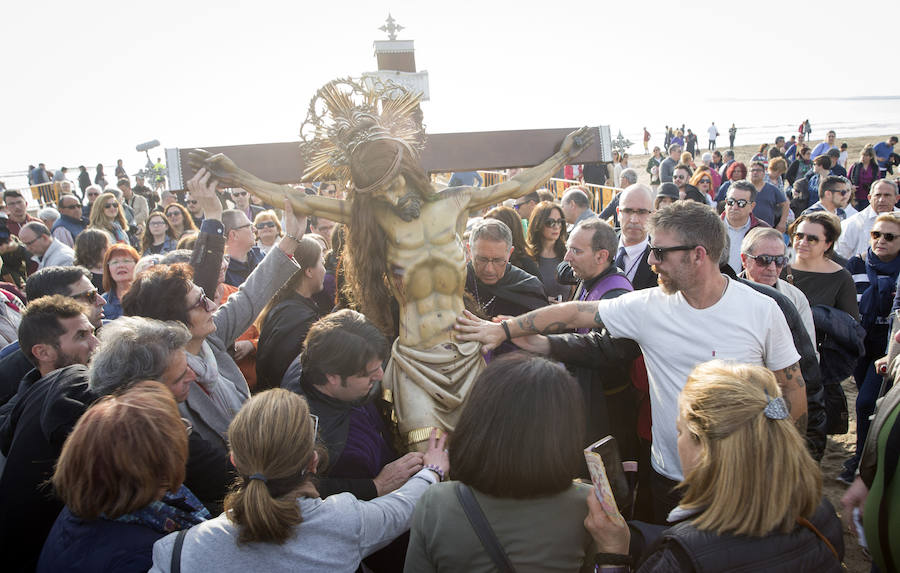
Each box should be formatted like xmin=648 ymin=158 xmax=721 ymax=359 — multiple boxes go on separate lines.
xmin=455 ymin=301 xmax=601 ymax=351
xmin=468 ymin=127 xmax=595 ymax=210
xmin=773 ymin=361 xmax=808 ymax=434
xmin=187 ymin=149 xmax=351 ymax=224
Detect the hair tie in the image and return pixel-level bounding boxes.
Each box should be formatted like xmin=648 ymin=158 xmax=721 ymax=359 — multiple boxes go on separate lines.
xmin=763 ymin=389 xmax=790 ymax=420
xmin=247 ymin=473 xmax=268 ymax=484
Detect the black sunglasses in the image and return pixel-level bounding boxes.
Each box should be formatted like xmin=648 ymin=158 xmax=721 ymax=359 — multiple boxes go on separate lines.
xmin=747 ymin=254 xmax=788 ymax=267
xmin=793 ymin=232 xmax=820 ymax=244
xmin=256 ymin=221 xmax=277 ymax=229
xmin=648 ymin=244 xmax=697 ymax=261
xmin=871 ymin=230 xmax=899 ymax=242
xmin=725 ymin=198 xmax=750 ymax=208
xmin=544 ymin=218 xmax=564 ymax=228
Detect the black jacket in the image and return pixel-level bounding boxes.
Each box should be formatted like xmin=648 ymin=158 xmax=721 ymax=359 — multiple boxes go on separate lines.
xmin=628 ymin=499 xmax=843 ymax=572
xmin=630 ymin=244 xmax=659 ymax=291
xmin=546 ymin=267 xmax=639 ymax=459
xmin=465 ymin=262 xmax=547 ymax=318
xmin=735 ymin=278 xmax=827 ymax=460
xmin=256 ymin=292 xmax=321 ymax=391
xmin=0 ymin=365 xmax=95 ymax=573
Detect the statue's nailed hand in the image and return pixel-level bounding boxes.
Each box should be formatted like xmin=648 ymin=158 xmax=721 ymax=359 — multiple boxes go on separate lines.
xmin=187 ymin=149 xmax=242 ymax=188
xmin=560 ymin=126 xmax=595 ymax=158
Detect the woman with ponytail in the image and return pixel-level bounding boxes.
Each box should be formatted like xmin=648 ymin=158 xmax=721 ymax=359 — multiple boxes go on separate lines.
xmin=150 ymin=388 xmax=448 ymax=572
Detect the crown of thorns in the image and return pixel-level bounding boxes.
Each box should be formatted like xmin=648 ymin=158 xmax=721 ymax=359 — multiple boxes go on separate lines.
xmin=298 ymin=77 xmax=426 ymax=187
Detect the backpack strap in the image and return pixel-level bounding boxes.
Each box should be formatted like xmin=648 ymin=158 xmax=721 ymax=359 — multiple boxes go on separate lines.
xmin=455 ymin=483 xmax=516 ymax=573
xmin=171 ymin=529 xmax=188 ymax=573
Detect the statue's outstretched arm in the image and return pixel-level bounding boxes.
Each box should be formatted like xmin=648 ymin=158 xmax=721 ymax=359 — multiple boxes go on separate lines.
xmin=467 ymin=126 xmax=595 ymax=210
xmin=187 ymin=149 xmax=351 ymax=224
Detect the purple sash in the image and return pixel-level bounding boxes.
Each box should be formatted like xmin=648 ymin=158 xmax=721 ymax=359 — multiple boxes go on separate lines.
xmin=576 ymin=274 xmax=633 ymax=333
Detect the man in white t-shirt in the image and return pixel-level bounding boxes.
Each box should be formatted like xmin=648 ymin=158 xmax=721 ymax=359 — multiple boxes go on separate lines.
xmin=456 ymin=200 xmax=804 ymax=521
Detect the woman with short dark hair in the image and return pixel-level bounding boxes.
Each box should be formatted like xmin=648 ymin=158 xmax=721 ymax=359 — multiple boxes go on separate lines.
xmin=38 ymin=381 xmax=209 ymax=573
xmin=404 ymin=352 xmax=596 ymax=572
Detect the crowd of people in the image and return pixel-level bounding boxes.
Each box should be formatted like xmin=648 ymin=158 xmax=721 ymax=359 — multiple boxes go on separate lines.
xmin=0 ymin=128 xmax=897 ymax=573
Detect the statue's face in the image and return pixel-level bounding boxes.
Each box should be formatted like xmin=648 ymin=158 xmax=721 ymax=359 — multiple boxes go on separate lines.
xmin=374 ymin=174 xmax=407 ymax=207
xmin=374 ymin=174 xmax=423 ymax=222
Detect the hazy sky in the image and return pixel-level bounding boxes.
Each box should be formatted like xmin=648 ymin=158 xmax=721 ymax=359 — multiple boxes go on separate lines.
xmin=2 ymin=0 xmax=895 ymax=178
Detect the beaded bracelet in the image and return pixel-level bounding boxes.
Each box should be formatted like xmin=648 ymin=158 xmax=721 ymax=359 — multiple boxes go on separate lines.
xmin=423 ymin=464 xmax=445 ymax=482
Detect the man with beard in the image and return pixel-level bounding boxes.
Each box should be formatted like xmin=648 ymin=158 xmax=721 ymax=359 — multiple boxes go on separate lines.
xmin=189 ymin=119 xmax=593 ymax=450
xmin=0 ymin=296 xmax=99 ymax=571
xmin=465 ymin=218 xmax=547 ymax=321
xmin=0 ymin=266 xmax=105 ymax=408
xmin=456 ymin=201 xmax=805 ymax=522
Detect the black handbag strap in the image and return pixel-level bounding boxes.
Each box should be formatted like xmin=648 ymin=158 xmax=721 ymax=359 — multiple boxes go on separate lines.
xmin=455 ymin=483 xmax=517 ymax=573
xmin=171 ymin=529 xmax=187 ymax=573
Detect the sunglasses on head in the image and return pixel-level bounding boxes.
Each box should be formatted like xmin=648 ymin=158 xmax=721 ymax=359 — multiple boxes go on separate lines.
xmin=544 ymin=218 xmax=563 ymax=228
xmin=725 ymin=198 xmax=750 ymax=208
xmin=747 ymin=254 xmax=788 ymax=267
xmin=871 ymin=230 xmax=899 ymax=242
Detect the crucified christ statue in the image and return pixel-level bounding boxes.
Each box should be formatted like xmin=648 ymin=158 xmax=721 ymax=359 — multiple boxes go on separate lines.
xmin=189 ymin=126 xmax=595 ymax=449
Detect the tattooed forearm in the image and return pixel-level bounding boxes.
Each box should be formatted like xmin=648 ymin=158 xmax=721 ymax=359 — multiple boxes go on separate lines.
xmin=507 ymin=302 xmax=599 ymax=337
xmin=773 ymin=361 xmax=807 ymax=422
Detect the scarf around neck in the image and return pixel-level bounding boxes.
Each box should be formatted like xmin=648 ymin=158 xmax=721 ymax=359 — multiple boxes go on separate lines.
xmin=860 ymin=248 xmax=900 ymax=328
xmin=111 ymin=484 xmax=210 ymax=533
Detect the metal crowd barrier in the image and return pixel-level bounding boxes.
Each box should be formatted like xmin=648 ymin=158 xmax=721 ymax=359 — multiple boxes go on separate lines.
xmin=478 ymin=171 xmax=620 ymax=213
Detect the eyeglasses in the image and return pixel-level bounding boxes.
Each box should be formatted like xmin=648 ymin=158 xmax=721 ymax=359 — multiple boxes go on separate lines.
xmin=698 ymin=178 xmax=711 ymax=184
xmin=70 ymin=287 xmax=100 ymax=302
xmin=87 ymin=192 xmax=100 ymax=198
xmin=104 ymin=202 xmax=118 ymax=209
xmin=725 ymin=198 xmax=750 ymax=208
xmin=747 ymin=254 xmax=788 ymax=267
xmin=871 ymin=230 xmax=899 ymax=242
xmin=793 ymin=232 xmax=821 ymax=244
xmin=620 ymin=208 xmax=650 ymax=217
xmin=544 ymin=218 xmax=563 ymax=228
xmin=255 ymin=221 xmax=277 ymax=229
xmin=828 ymin=188 xmax=850 ymax=196
xmin=108 ymin=258 xmax=135 ymax=266
xmin=187 ymin=287 xmax=216 ymax=313
xmin=233 ymin=223 xmax=253 ymax=231
xmin=648 ymin=244 xmax=697 ymax=261
xmin=149 ymin=219 xmax=167 ymax=227
xmin=233 ymin=191 xmax=248 ymax=197
xmin=473 ymin=255 xmax=508 ymax=267
xmin=166 ymin=211 xmax=182 ymax=218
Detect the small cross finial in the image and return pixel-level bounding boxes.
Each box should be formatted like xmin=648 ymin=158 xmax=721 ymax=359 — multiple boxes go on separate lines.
xmin=379 ymin=13 xmax=404 ymax=40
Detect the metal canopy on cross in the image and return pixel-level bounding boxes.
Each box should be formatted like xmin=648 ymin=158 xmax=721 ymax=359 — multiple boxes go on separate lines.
xmin=379 ymin=13 xmax=404 ymax=40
